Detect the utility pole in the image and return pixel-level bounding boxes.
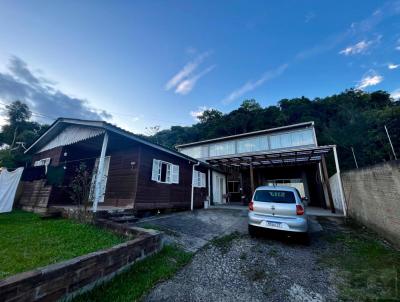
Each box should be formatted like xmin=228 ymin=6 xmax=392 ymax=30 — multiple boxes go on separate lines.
xmin=351 ymin=147 xmax=359 ymax=168
xmin=384 ymin=125 xmax=397 ymax=160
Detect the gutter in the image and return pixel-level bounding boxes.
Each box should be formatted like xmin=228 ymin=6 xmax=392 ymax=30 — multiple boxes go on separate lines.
xmin=191 ymin=161 xmax=201 ymax=211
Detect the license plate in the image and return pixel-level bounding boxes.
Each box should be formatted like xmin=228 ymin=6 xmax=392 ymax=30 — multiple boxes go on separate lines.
xmin=261 ymin=221 xmax=281 ymax=228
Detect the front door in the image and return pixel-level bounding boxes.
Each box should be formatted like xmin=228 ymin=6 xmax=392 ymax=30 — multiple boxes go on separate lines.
xmin=213 ymin=172 xmax=226 ymax=204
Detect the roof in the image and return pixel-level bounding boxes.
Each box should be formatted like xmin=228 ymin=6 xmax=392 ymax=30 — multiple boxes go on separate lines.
xmin=206 ymin=145 xmax=334 ymax=167
xmin=25 ymin=118 xmax=209 ymax=165
xmin=176 ymin=121 xmax=315 ymax=148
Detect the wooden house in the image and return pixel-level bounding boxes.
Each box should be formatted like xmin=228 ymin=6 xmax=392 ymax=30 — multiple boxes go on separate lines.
xmin=19 ymin=118 xmax=210 ymax=214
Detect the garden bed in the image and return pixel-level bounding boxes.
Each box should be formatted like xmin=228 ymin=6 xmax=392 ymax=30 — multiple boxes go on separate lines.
xmin=0 ymin=210 xmax=162 ymax=302
xmin=0 ymin=210 xmax=126 ymax=279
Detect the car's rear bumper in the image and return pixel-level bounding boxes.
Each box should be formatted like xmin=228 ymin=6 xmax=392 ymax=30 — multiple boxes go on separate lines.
xmin=248 ymin=212 xmax=308 ymax=233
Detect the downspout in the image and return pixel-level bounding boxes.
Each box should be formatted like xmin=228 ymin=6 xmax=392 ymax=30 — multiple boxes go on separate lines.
xmin=191 ymin=161 xmax=201 ymax=211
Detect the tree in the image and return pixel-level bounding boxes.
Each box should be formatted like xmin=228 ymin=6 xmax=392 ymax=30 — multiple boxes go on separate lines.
xmin=146 ymin=89 xmax=399 ymax=171
xmin=240 ymin=99 xmax=262 ymax=111
xmin=198 ymin=109 xmax=223 ymax=123
xmin=0 ymin=101 xmax=49 ymax=168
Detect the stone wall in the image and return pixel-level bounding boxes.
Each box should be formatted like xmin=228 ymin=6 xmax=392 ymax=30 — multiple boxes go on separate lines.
xmin=342 ymin=160 xmax=400 ymax=247
xmin=0 ymin=226 xmax=162 ymax=302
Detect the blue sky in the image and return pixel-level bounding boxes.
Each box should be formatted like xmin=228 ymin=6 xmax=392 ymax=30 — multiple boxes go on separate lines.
xmin=0 ymin=0 xmax=399 ymax=133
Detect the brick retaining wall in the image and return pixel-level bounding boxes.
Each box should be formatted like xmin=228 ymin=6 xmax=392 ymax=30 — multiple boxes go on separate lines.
xmin=0 ymin=224 xmax=162 ymax=302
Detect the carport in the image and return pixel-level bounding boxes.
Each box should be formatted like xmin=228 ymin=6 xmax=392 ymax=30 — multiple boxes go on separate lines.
xmin=206 ymin=145 xmax=347 ymax=215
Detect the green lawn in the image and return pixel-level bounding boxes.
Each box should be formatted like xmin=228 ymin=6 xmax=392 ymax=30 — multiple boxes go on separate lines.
xmin=0 ymin=210 xmax=126 ymax=279
xmin=72 ymin=245 xmax=193 ymax=302
xmin=321 ymin=221 xmax=400 ymax=301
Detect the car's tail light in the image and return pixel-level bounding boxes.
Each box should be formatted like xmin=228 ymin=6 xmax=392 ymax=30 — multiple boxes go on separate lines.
xmin=249 ymin=201 xmax=254 ymax=211
xmin=296 ymin=204 xmax=304 ymax=215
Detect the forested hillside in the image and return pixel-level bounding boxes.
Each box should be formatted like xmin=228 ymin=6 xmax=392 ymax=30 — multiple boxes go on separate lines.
xmin=151 ymin=89 xmax=400 ymax=171
xmin=1 ymin=90 xmax=399 ymax=171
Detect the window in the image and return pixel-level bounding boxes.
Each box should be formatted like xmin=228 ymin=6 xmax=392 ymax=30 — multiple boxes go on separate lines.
xmin=151 ymin=159 xmax=179 ymax=184
xmin=253 ymin=190 xmax=296 ymax=204
xmin=180 ymin=146 xmax=209 ymax=159
xmin=269 ymin=129 xmax=314 ymax=150
xmin=193 ymin=170 xmax=206 ymax=188
xmin=236 ymin=135 xmax=269 ymax=154
xmin=34 ymin=158 xmax=51 ymax=173
xmin=34 ymin=158 xmax=51 ymax=167
xmin=228 ymin=181 xmax=240 ymax=193
xmin=209 ymin=141 xmax=235 ymax=157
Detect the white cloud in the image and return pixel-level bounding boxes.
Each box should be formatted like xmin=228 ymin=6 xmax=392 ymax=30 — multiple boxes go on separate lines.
xmin=388 ymin=63 xmax=399 ymax=69
xmin=190 ymin=106 xmax=211 ymax=120
xmin=165 ymin=51 xmax=213 ymax=95
xmin=339 ymin=40 xmax=372 ymax=55
xmin=356 ymin=71 xmax=383 ymax=89
xmin=174 ymin=65 xmax=215 ymax=95
xmin=222 ymin=64 xmax=288 ymax=104
xmin=391 ymin=89 xmax=400 ymax=100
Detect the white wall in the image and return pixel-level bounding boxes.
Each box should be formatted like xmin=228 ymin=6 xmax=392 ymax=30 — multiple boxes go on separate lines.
xmin=329 ymin=173 xmax=344 ymax=212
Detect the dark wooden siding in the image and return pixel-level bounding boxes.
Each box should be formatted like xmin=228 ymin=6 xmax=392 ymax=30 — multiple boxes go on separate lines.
xmin=134 ymin=145 xmax=208 ymax=211
xmin=102 ymin=145 xmax=140 ymax=207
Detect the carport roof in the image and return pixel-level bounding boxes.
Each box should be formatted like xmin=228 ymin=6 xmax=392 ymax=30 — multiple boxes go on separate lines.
xmin=206 ymin=145 xmax=335 ymax=167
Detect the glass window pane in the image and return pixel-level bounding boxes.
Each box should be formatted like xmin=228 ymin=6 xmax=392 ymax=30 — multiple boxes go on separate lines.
xmin=209 ymin=141 xmax=235 ymax=157
xmin=237 ymin=135 xmax=269 ymax=153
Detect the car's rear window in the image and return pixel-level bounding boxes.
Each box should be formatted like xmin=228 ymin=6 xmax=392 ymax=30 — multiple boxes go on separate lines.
xmin=253 ymin=190 xmax=296 ymax=203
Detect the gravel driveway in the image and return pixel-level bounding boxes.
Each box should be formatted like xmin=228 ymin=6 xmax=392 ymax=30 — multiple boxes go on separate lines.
xmin=140 ymin=208 xmax=342 ymax=302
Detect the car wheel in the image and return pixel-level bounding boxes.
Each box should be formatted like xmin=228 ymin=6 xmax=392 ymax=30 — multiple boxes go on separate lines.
xmin=248 ymin=224 xmax=257 ymax=237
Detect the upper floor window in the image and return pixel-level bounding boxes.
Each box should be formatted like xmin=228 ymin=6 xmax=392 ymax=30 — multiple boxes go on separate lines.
xmin=236 ymin=135 xmax=269 ymax=154
xmin=209 ymin=141 xmax=235 ymax=157
xmin=151 ymin=159 xmax=179 ymax=184
xmin=269 ymin=129 xmax=314 ymax=150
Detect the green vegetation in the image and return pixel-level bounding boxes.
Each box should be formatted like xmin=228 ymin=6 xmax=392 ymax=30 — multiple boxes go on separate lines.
xmin=1 ymin=90 xmax=399 ymax=171
xmin=0 ymin=211 xmax=125 ymax=279
xmin=211 ymin=231 xmax=241 ymax=253
xmin=150 ymin=90 xmax=400 ymax=172
xmin=320 ymin=222 xmax=400 ymax=301
xmin=73 ymin=245 xmax=193 ymax=302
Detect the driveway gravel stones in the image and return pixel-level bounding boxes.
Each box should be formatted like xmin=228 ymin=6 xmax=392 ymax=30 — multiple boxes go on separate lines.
xmin=142 ymin=209 xmax=342 ymax=302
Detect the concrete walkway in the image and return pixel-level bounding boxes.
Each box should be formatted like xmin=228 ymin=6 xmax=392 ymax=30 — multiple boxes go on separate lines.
xmin=136 ymin=208 xmax=325 ymax=252
xmin=136 ymin=208 xmax=248 ymax=252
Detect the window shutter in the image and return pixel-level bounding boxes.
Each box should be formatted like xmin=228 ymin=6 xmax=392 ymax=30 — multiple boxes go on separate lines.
xmin=151 ymin=159 xmax=161 ymax=181
xmin=172 ymin=164 xmax=179 ymax=184
xmin=192 ymin=170 xmax=198 ymax=187
xmin=200 ymin=172 xmax=206 ymax=188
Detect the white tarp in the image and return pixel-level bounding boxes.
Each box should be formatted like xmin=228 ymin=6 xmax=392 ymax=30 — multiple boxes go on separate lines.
xmin=38 ymin=125 xmax=105 ymax=153
xmin=0 ymin=167 xmax=24 ymax=213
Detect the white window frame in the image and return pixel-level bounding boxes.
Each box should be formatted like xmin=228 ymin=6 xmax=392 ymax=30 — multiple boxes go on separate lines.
xmin=34 ymin=157 xmax=51 ymax=173
xmin=151 ymin=159 xmax=179 ymax=184
xmin=193 ymin=170 xmax=206 ymax=188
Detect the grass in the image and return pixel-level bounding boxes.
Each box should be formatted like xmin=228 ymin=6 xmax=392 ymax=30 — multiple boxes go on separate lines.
xmin=320 ymin=222 xmax=400 ymax=301
xmin=72 ymin=245 xmax=193 ymax=302
xmin=0 ymin=210 xmax=125 ymax=279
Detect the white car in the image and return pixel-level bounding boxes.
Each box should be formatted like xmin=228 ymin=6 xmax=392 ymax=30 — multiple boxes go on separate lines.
xmin=248 ymin=186 xmax=308 ymax=236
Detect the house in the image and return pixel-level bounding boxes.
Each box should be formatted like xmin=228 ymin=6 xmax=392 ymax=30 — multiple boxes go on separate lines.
xmin=19 ymin=118 xmax=210 ymax=214
xmin=177 ymin=121 xmax=347 ymax=214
